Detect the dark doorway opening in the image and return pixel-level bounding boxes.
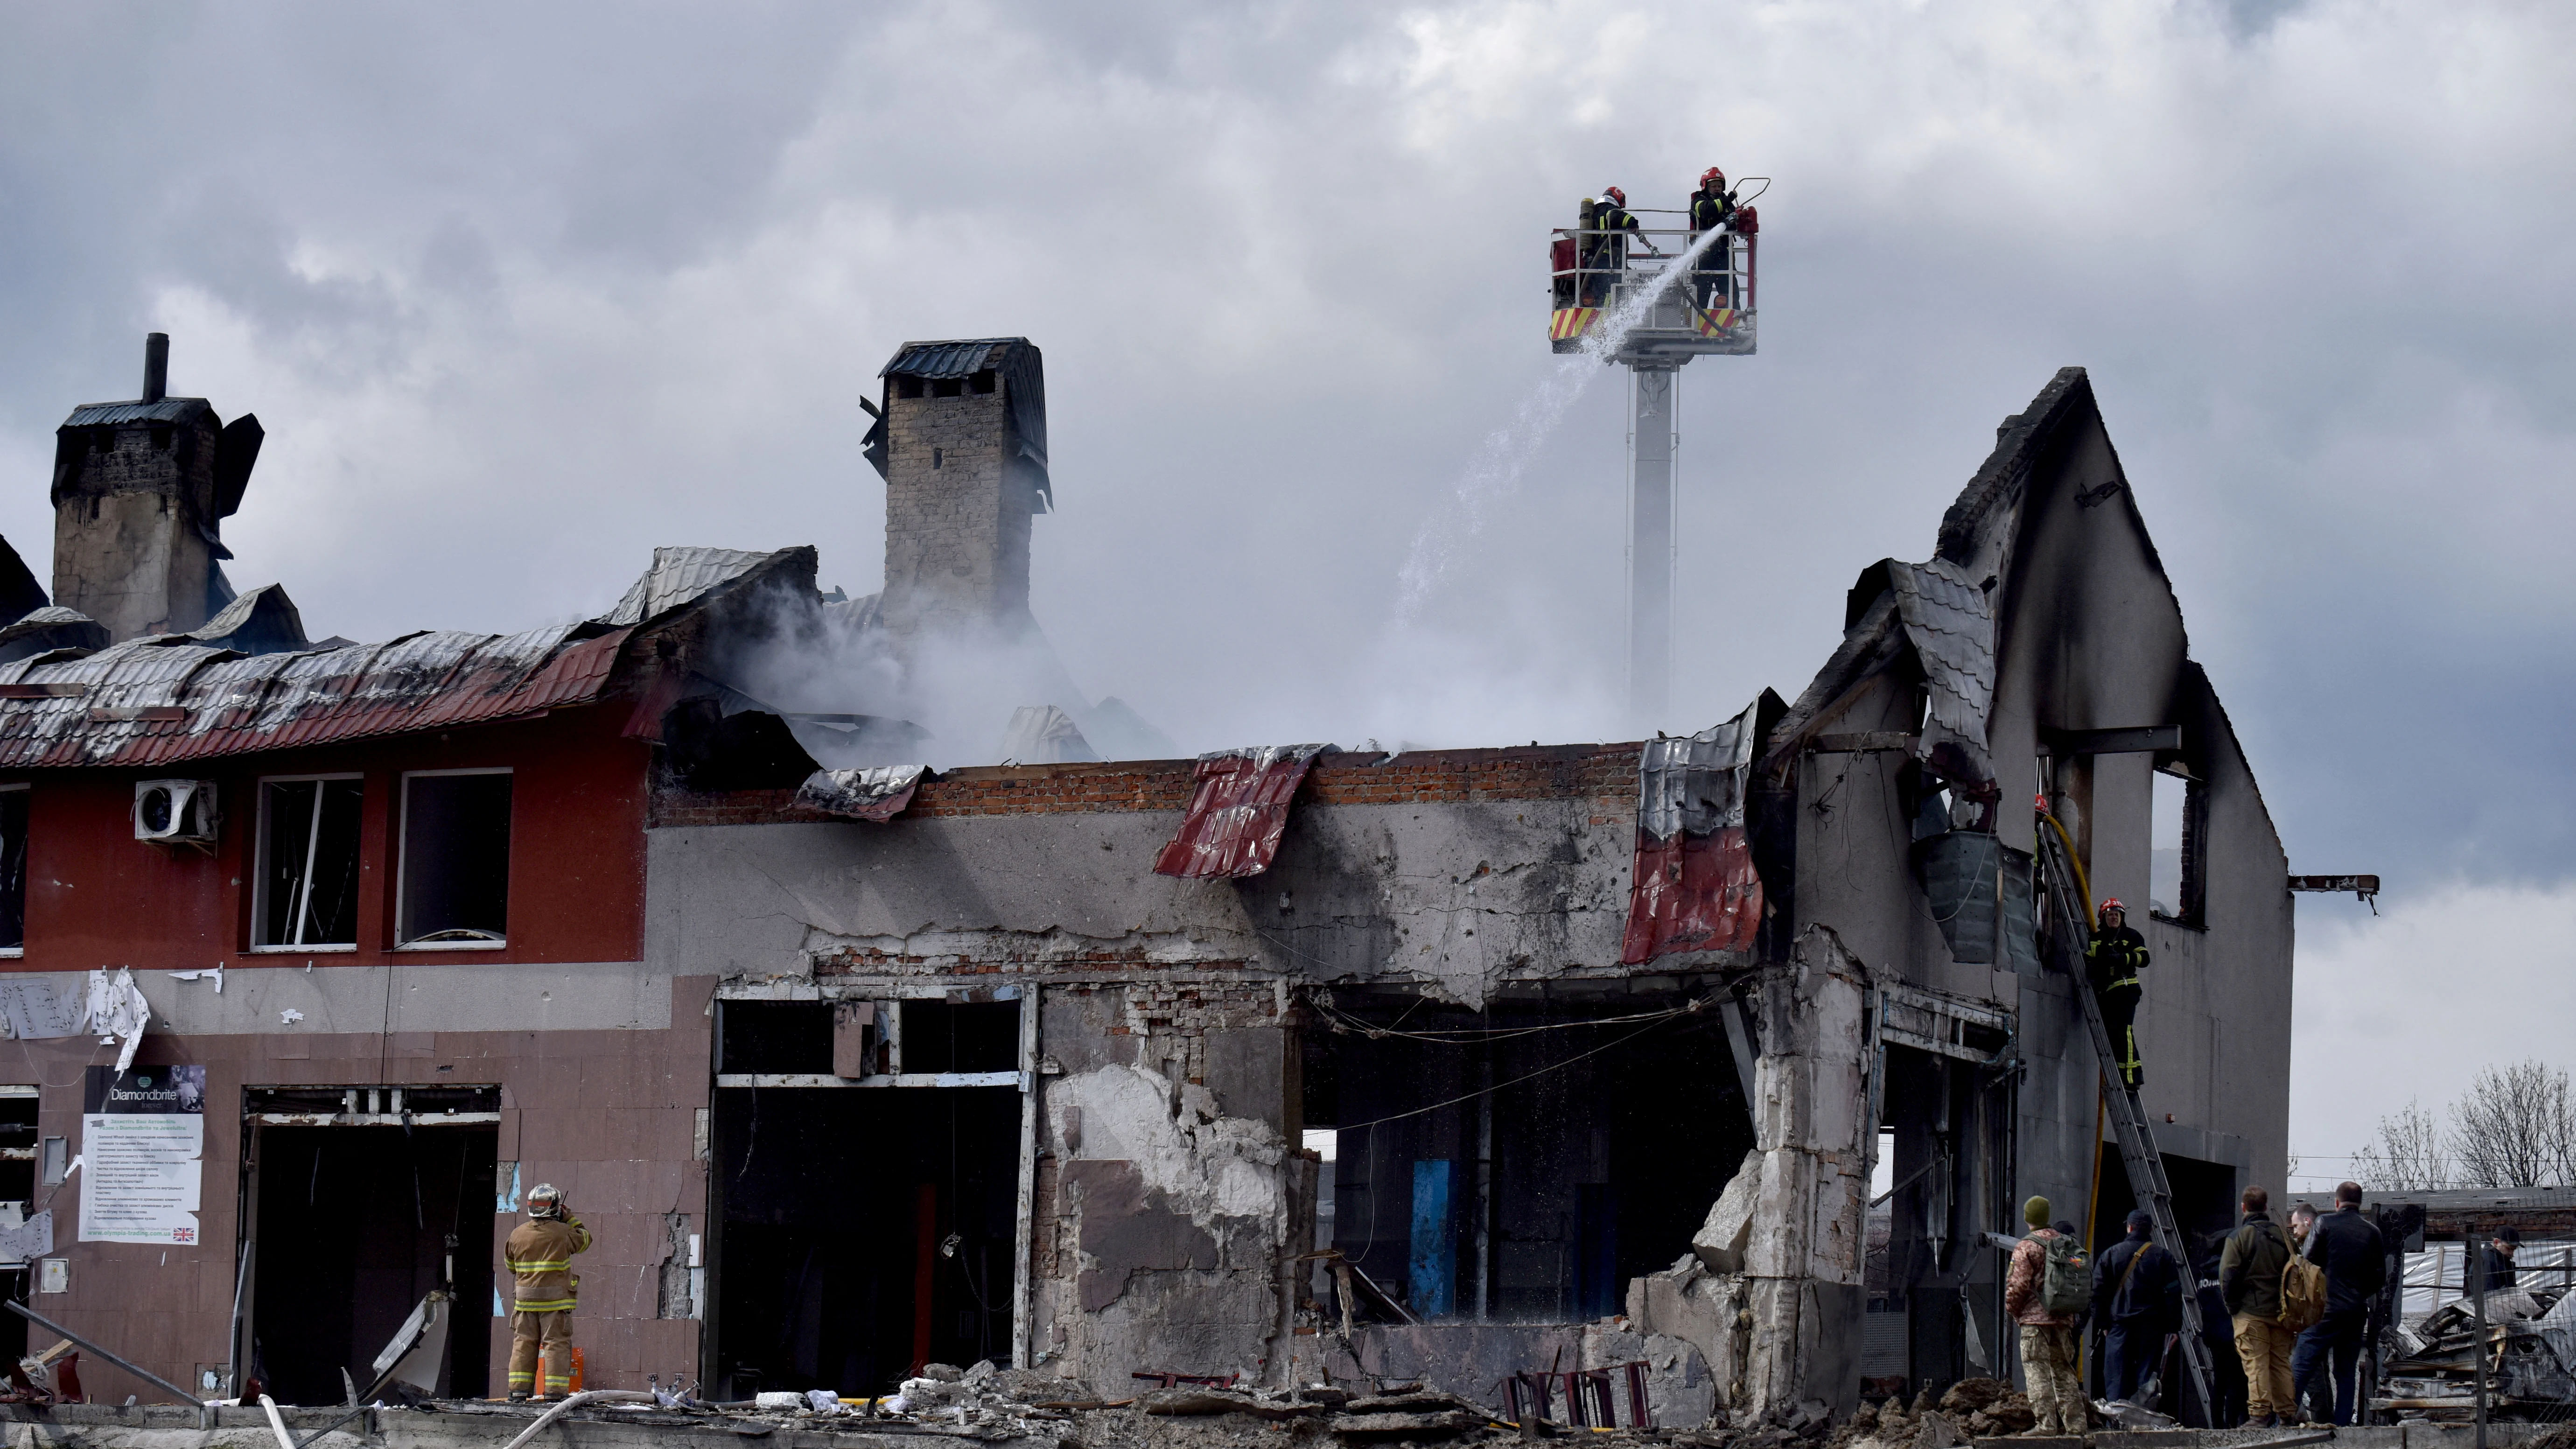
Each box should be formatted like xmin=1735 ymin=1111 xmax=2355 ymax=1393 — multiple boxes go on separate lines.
xmin=1302 ymin=987 xmax=1753 ymax=1322
xmin=0 ymin=1088 xmax=35 ymax=1366
xmin=711 ymin=1086 xmax=1018 ymax=1398
xmin=248 ymin=1123 xmax=496 ymax=1404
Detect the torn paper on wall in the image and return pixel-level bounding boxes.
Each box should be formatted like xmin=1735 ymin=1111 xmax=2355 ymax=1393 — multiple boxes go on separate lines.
xmin=0 ymin=979 xmax=83 ymax=1040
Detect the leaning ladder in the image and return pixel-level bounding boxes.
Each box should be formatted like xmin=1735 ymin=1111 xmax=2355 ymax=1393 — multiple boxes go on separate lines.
xmin=2033 ymin=812 xmax=2218 ymax=1417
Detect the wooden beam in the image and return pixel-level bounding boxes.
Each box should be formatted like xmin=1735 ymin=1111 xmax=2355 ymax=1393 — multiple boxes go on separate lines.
xmin=2289 ymin=875 xmax=2380 ymax=896
xmin=1811 ymin=732 xmax=1916 ymax=754
xmin=2037 ymin=725 xmax=2181 ymax=756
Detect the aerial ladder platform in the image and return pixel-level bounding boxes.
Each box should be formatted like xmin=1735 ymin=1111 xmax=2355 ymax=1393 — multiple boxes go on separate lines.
xmin=2034 ymin=806 xmax=2220 ymax=1419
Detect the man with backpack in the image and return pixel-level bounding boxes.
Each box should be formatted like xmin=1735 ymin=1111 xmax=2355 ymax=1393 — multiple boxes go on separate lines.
xmin=2004 ymin=1195 xmax=2090 ymax=1434
xmin=2291 ymin=1181 xmax=2389 ymax=1426
xmin=2219 ymin=1186 xmax=2299 ymax=1425
xmin=2094 ymin=1208 xmax=2182 ymax=1403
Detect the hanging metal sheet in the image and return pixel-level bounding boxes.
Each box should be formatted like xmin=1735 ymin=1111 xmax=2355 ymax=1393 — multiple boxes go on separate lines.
xmin=1151 ymin=744 xmax=1330 ymax=879
xmin=1622 ymin=702 xmax=1764 ymax=965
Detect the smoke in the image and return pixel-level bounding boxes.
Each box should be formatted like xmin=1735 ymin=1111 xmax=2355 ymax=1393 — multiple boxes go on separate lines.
xmin=717 ymin=584 xmax=1174 ymax=769
xmin=1395 ymin=223 xmax=1735 ymax=619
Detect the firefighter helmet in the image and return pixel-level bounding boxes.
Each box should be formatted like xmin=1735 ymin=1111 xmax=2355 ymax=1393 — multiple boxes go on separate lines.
xmin=2098 ymin=897 xmax=2126 ymax=917
xmin=527 ymin=1183 xmax=565 ymax=1218
xmin=1700 ymin=166 xmax=1726 ymax=189
xmin=1603 ymin=185 xmax=1626 ymax=208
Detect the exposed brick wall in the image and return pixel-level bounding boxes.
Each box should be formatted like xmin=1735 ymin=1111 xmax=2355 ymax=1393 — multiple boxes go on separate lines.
xmin=52 ymin=416 xmax=224 ymax=639
xmin=880 ymin=384 xmax=1036 ymax=639
xmin=650 ymin=744 xmax=1644 ymax=828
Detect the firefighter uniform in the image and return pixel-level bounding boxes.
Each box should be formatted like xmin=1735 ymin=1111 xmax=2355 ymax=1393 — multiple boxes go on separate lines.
xmin=1689 ymin=188 xmax=1735 ymax=308
xmin=504 ymin=1211 xmax=592 ymax=1397
xmin=1586 ymin=197 xmax=1641 ymax=304
xmin=2086 ymin=918 xmax=2150 ymax=1090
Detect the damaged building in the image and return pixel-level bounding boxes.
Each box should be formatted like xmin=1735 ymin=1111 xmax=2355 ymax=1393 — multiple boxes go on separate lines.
xmin=0 ymin=337 xmax=2308 ymax=1426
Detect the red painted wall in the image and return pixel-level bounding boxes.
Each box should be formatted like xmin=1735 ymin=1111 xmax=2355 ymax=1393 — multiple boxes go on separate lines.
xmin=3 ymin=704 xmax=649 ymax=972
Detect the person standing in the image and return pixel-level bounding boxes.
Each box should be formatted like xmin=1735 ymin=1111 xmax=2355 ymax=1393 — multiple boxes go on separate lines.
xmin=2290 ymin=1182 xmax=2389 ymax=1426
xmin=504 ymin=1183 xmax=593 ymax=1402
xmin=2094 ymin=1208 xmax=2182 ymax=1403
xmin=2287 ymin=1203 xmax=2331 ymax=1425
xmin=1587 ymin=186 xmax=1645 ymax=303
xmin=2482 ymin=1226 xmax=2521 ymax=1293
xmin=2005 ymin=1196 xmax=2087 ymax=1434
xmin=2085 ymin=898 xmax=2150 ymax=1089
xmin=2220 ymin=1186 xmax=2298 ymax=1426
xmin=1688 ymin=167 xmax=1736 ymax=309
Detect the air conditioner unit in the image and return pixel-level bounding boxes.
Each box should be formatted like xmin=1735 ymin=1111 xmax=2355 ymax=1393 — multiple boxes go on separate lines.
xmin=134 ymin=780 xmax=218 ymax=845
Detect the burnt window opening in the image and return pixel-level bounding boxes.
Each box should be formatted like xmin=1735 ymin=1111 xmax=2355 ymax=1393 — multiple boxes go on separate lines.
xmin=397 ymin=770 xmax=511 ymax=946
xmin=931 ymin=447 xmax=943 ymax=470
xmin=897 ymin=1000 xmax=1018 ymax=1073
xmin=896 ymin=377 xmax=925 ymax=399
xmin=2150 ymin=767 xmax=2207 ymax=928
xmin=968 ymin=369 xmax=996 ymax=394
xmin=94 ymin=427 xmax=118 ymax=453
xmin=256 ymin=777 xmax=363 ymax=948
xmin=148 ymin=424 xmax=172 ymax=451
xmin=721 ymin=1001 xmax=835 ymax=1074
xmin=1302 ymin=989 xmax=1753 ymax=1324
xmin=930 ymin=378 xmax=964 ymax=398
xmin=0 ymin=786 xmax=25 ymax=951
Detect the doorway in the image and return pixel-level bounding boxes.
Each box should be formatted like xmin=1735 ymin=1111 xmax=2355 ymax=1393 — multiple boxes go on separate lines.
xmin=241 ymin=1088 xmax=497 ymax=1405
xmin=709 ymin=996 xmax=1024 ymax=1399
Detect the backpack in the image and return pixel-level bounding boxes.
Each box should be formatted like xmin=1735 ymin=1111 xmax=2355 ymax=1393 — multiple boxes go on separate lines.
xmin=2281 ymin=1249 xmax=2328 ymax=1331
xmin=2041 ymin=1232 xmax=2094 ymax=1316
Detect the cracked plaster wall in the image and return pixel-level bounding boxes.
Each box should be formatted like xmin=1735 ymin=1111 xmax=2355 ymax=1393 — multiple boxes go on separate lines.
xmin=645 ymin=798 xmax=1626 ymax=1008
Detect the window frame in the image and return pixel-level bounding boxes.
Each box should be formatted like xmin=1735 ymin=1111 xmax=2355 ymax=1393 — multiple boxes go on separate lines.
xmin=0 ymin=782 xmax=27 ymax=958
xmin=2149 ymin=763 xmax=2210 ymax=931
xmin=248 ymin=772 xmax=365 ymax=954
xmin=394 ymin=766 xmax=514 ymax=952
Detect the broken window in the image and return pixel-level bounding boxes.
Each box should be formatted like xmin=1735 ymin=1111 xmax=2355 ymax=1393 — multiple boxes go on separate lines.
xmin=1306 ymin=989 xmax=1753 ymax=1323
xmin=2150 ymin=767 xmax=2206 ymax=927
xmin=0 ymin=785 xmax=25 ymax=952
xmin=397 ymin=770 xmax=511 ymax=946
xmin=255 ymin=777 xmax=363 ymax=949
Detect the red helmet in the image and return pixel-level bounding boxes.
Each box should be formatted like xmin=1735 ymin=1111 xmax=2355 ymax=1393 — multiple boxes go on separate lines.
xmin=1700 ymin=166 xmax=1726 ymax=189
xmin=2099 ymin=898 xmax=2126 ymax=916
xmin=1603 ymin=185 xmax=1625 ymax=208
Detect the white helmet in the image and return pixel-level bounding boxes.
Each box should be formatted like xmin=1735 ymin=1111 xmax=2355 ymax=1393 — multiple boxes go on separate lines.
xmin=527 ymin=1183 xmax=565 ymax=1218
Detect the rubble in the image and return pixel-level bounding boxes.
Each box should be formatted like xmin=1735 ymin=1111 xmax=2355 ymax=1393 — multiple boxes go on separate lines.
xmin=2380 ymin=1281 xmax=2574 ymax=1417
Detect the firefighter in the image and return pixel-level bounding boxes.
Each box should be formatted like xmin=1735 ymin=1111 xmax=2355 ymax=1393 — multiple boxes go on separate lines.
xmin=504 ymin=1183 xmax=592 ymax=1401
xmin=1586 ymin=186 xmax=1645 ymax=303
xmin=1688 ymin=167 xmax=1736 ymax=309
xmin=1562 ymin=197 xmax=1598 ymax=308
xmin=2086 ymin=898 xmax=2150 ymax=1090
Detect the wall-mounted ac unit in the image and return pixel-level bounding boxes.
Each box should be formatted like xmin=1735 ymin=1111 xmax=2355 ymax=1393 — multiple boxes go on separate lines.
xmin=134 ymin=780 xmax=217 ymax=845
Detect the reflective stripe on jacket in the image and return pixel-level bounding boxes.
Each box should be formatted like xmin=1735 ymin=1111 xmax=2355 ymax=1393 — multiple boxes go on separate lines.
xmin=505 ymin=1216 xmax=592 ymax=1313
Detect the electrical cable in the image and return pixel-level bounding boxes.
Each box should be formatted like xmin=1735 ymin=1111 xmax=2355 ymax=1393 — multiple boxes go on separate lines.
xmin=1331 ymin=998 xmax=1708 ymax=1133
xmin=1310 ymin=993 xmax=1696 ymax=1044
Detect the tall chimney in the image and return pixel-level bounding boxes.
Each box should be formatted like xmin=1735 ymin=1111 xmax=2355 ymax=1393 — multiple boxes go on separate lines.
xmin=141 ymin=333 xmax=168 ymax=405
xmin=874 ymin=338 xmax=1052 ymax=648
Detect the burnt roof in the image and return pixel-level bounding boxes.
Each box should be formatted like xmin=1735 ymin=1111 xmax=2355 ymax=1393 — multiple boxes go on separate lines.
xmin=60 ymin=397 xmax=216 ymax=429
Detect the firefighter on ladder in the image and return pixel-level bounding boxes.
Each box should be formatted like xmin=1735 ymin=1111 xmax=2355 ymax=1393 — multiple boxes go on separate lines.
xmin=504 ymin=1183 xmax=592 ymax=1401
xmin=2086 ymin=899 xmax=2150 ymax=1090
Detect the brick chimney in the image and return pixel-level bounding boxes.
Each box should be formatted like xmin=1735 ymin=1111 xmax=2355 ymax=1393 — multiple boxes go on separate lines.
xmin=868 ymin=338 xmax=1051 ymax=645
xmin=49 ymin=334 xmax=262 ymax=640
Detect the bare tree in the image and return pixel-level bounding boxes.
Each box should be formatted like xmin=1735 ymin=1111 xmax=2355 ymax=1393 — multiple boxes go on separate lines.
xmin=2352 ymin=1099 xmax=2451 ymax=1191
xmin=2448 ymin=1061 xmax=2576 ymax=1189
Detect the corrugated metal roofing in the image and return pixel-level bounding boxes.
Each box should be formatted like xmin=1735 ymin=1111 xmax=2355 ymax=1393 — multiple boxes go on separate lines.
xmin=1635 ymin=701 xmax=1761 ymax=841
xmin=1152 ymin=744 xmax=1330 ymax=879
xmin=0 ymin=622 xmax=630 ymax=769
xmin=602 ymin=547 xmax=780 ymax=627
xmin=880 ymin=339 xmax=1016 ymax=379
xmin=61 ymin=398 xmax=215 ymax=428
xmin=1623 ymin=699 xmax=1764 ymax=964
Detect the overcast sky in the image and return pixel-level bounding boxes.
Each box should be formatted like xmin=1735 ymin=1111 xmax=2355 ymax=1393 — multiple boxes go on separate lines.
xmin=3 ymin=0 xmax=2569 ymax=1173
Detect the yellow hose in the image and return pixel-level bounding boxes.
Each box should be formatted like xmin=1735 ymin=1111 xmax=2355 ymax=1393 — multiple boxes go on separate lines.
xmin=2039 ymin=809 xmax=2095 ymax=931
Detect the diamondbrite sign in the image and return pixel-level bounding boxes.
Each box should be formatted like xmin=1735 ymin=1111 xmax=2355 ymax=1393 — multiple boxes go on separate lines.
xmin=80 ymin=1065 xmax=206 ymax=1245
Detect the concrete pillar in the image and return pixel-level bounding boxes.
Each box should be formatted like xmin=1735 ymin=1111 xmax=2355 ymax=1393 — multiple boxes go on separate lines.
xmin=1628 ymin=366 xmax=1677 ymax=724
xmin=1740 ymin=926 xmax=1875 ymax=1420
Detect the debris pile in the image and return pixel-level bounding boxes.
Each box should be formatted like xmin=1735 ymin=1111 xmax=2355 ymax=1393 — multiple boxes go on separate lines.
xmin=1827 ymin=1379 xmax=2089 ymax=1449
xmin=2382 ymin=1284 xmax=2576 ymax=1417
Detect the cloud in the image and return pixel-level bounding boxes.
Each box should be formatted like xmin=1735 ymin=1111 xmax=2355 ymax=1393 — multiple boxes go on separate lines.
xmin=2288 ymin=878 xmax=2576 ymax=1188
xmin=0 ymin=0 xmax=2570 ymax=901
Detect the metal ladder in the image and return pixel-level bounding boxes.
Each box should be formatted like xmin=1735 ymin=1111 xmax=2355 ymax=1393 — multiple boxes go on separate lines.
xmin=2033 ymin=812 xmax=2218 ymax=1418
